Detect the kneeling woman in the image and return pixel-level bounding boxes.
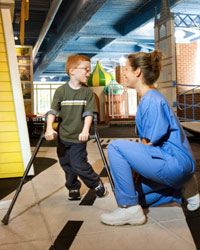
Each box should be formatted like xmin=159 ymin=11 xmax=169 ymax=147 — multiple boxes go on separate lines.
xmin=101 ymin=51 xmax=199 ymax=226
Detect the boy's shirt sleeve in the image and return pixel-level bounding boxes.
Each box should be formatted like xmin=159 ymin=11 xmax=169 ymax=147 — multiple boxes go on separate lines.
xmin=140 ymin=99 xmax=170 ymax=145
xmin=83 ymin=88 xmax=98 ymax=117
xmin=50 ymin=87 xmax=62 ymax=115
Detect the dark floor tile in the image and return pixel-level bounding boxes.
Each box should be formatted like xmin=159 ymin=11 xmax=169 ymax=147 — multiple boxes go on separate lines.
xmin=50 ymin=220 xmax=83 ymax=250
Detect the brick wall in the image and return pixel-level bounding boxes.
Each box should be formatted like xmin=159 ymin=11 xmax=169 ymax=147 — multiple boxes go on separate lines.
xmin=176 ymin=42 xmax=197 ymax=89
xmin=176 ymin=42 xmax=200 ymax=120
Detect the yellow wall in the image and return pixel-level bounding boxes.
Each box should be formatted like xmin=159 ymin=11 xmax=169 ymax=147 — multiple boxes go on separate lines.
xmin=0 ymin=13 xmax=24 ymax=178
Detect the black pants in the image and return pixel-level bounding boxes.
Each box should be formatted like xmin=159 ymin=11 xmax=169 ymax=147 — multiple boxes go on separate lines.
xmin=57 ymin=138 xmax=100 ymax=190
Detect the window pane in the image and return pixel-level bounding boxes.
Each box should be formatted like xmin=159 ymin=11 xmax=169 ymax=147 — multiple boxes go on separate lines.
xmin=37 ymin=89 xmax=50 ymax=114
xmin=33 ymin=82 xmax=64 ymax=114
xmin=127 ymin=88 xmax=137 ymax=116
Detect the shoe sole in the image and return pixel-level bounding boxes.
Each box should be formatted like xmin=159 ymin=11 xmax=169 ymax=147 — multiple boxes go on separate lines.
xmin=96 ymin=188 xmax=109 ymax=198
xmin=68 ymin=197 xmax=81 ymax=201
xmin=101 ymin=215 xmax=146 ymax=226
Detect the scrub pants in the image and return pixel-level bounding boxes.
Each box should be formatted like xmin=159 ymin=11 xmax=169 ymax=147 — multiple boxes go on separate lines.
xmin=108 ymin=140 xmax=194 ymax=207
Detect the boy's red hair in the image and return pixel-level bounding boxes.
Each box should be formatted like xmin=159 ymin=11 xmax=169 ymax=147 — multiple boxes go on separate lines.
xmin=66 ymin=54 xmax=91 ymax=75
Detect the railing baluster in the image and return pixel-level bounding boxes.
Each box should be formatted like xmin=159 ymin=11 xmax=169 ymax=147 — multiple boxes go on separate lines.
xmin=175 ymin=83 xmax=200 ymax=122
xmin=184 ymin=93 xmax=186 ymax=121
xmin=192 ymin=88 xmax=194 ymax=120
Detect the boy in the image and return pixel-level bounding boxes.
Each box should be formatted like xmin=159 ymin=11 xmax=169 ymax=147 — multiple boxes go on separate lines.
xmin=45 ymin=54 xmax=106 ymax=200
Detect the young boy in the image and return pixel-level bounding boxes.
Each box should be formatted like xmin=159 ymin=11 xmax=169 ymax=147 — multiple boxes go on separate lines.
xmin=45 ymin=54 xmax=106 ymax=200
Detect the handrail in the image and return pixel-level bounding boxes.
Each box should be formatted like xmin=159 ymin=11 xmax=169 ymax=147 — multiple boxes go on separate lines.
xmin=176 ymin=83 xmax=200 ymax=121
xmin=175 ymin=83 xmax=200 ymax=87
xmin=176 ymin=84 xmax=200 ymax=96
xmin=177 ymin=103 xmax=200 ymax=110
xmin=180 ymin=87 xmax=200 ymax=96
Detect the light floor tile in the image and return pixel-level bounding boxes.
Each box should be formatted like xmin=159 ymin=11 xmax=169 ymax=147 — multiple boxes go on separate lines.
xmin=0 ymin=240 xmax=52 ymax=250
xmin=148 ymin=206 xmax=184 ymax=222
xmin=31 ymin=163 xmax=65 ymax=202
xmin=0 ymin=181 xmax=38 ymax=218
xmin=70 ymin=223 xmax=196 ymax=250
xmin=159 ymin=219 xmax=196 ymax=245
xmin=0 ymin=206 xmax=51 ymax=244
xmin=0 ymin=139 xmax=197 ymax=250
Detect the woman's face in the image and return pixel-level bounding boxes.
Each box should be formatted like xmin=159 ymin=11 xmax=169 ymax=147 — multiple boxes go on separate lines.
xmin=124 ymin=59 xmax=137 ymax=88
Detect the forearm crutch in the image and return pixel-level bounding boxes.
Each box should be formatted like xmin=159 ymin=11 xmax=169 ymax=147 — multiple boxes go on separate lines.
xmin=1 ymin=129 xmax=45 ymax=225
xmin=89 ymin=113 xmax=115 ymax=192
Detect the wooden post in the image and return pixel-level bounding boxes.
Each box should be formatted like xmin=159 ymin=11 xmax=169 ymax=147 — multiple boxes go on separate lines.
xmin=20 ymin=0 xmax=29 ymax=45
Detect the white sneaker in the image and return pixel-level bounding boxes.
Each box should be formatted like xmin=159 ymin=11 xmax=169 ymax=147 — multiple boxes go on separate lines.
xmin=187 ymin=193 xmax=200 ymax=211
xmin=100 ymin=205 xmax=146 ymax=226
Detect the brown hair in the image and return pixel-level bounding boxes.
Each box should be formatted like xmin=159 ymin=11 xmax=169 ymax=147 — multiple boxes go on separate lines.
xmin=128 ymin=50 xmax=162 ymax=85
xmin=66 ymin=54 xmax=91 ymax=75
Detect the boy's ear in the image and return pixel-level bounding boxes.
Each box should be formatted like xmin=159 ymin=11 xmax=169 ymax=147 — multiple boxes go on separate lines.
xmin=69 ymin=68 xmax=74 ymax=76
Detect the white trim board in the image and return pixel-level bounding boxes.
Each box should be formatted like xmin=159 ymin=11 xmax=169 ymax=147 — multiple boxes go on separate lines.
xmin=1 ymin=8 xmax=33 ymax=175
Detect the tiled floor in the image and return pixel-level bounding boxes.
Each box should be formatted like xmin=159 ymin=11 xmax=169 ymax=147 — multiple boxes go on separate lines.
xmin=0 ymin=138 xmax=199 ymax=250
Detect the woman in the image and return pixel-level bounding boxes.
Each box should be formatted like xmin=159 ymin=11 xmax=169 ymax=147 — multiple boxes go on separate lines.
xmin=101 ymin=51 xmax=199 ymax=226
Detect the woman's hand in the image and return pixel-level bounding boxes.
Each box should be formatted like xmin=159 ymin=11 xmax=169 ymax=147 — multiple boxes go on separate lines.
xmin=141 ymin=138 xmax=152 ymax=145
xmin=79 ymin=130 xmax=89 ymax=142
xmin=44 ymin=128 xmax=57 ymax=141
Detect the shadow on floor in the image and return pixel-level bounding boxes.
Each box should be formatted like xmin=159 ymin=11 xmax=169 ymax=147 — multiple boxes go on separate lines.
xmin=0 ymin=157 xmax=57 ymax=200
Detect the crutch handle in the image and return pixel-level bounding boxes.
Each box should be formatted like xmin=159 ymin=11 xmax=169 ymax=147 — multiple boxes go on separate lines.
xmin=89 ymin=135 xmax=96 ymax=140
xmin=93 ymin=112 xmax=98 ymax=122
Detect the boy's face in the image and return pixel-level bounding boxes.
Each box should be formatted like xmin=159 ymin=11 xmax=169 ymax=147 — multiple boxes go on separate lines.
xmin=70 ymin=60 xmax=91 ymax=83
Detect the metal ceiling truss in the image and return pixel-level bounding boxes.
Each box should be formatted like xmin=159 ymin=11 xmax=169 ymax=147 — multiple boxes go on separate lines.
xmin=30 ymin=0 xmax=200 ymax=80
xmin=174 ymin=13 xmax=200 ymax=28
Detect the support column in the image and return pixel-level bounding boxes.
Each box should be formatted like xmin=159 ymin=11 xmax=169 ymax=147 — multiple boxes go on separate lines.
xmin=154 ymin=0 xmax=177 ymax=109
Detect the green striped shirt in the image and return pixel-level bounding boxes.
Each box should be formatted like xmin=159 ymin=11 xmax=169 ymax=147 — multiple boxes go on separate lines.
xmin=51 ymin=83 xmax=96 ymax=143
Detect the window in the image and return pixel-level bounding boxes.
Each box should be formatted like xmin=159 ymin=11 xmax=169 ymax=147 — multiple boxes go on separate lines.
xmin=127 ymin=88 xmax=137 ymax=116
xmin=33 ymin=82 xmax=64 ymax=114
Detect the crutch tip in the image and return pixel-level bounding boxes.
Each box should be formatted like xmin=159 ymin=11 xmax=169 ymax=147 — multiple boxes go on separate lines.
xmin=1 ymin=217 xmax=9 ymax=225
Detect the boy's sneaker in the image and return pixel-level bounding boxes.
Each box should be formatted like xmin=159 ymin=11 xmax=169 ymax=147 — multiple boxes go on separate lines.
xmin=68 ymin=189 xmax=81 ymax=200
xmin=100 ymin=205 xmax=146 ymax=226
xmin=94 ymin=181 xmax=107 ymax=197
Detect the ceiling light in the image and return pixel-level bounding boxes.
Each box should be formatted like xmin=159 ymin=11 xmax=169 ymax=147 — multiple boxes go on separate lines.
xmin=118 ymin=56 xmax=126 ymax=66
xmin=41 ymin=77 xmax=46 ymax=82
xmin=175 ymin=29 xmax=186 ymax=39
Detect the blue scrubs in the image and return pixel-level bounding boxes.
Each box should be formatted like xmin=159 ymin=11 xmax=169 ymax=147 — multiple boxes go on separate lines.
xmin=108 ymin=89 xmax=195 ymax=207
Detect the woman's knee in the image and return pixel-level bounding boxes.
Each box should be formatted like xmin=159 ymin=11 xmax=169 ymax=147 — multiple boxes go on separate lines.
xmin=108 ymin=140 xmax=125 ymax=152
xmin=108 ymin=141 xmax=124 ymax=160
xmin=108 ymin=140 xmax=139 ymax=158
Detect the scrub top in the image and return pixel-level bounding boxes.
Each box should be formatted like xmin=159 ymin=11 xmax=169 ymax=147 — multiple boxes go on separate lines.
xmin=135 ymin=89 xmax=195 ymax=170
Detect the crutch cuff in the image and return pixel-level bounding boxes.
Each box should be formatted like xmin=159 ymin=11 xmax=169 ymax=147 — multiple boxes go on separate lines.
xmin=82 ymin=111 xmax=93 ymax=118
